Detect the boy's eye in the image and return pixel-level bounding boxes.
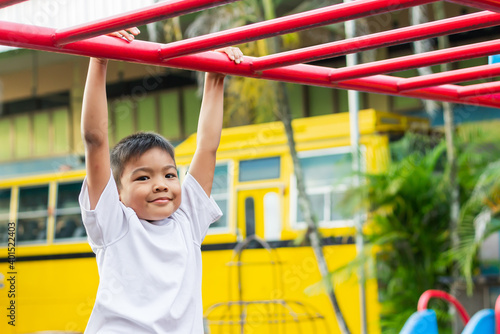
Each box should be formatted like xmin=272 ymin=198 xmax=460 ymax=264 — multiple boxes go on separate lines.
xmin=135 ymin=176 xmax=149 ymax=181
xmin=165 ymin=173 xmax=177 ymax=179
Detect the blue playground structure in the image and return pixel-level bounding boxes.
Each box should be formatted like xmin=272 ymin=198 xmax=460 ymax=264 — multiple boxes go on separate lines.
xmin=400 ymin=290 xmax=499 ymax=334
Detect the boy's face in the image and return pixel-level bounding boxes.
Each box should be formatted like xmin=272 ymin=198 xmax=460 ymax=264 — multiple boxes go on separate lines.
xmin=118 ymin=147 xmax=181 ymax=221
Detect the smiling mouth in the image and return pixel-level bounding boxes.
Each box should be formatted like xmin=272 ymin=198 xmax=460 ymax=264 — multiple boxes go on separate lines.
xmin=149 ymin=197 xmax=171 ymax=203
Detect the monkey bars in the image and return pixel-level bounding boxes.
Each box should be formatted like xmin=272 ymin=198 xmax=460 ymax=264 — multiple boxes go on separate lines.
xmin=1 ymin=0 xmax=500 ymax=108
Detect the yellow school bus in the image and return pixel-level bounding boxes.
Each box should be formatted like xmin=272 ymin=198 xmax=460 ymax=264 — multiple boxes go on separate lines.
xmin=0 ymin=109 xmax=428 ymax=334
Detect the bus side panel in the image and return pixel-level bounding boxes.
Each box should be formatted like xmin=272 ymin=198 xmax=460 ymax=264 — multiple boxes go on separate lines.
xmin=0 ymin=257 xmax=98 ymax=333
xmin=202 ymin=244 xmax=381 ymax=334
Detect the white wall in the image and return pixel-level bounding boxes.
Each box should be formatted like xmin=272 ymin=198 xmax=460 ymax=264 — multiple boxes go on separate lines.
xmin=0 ymin=0 xmax=161 ymax=52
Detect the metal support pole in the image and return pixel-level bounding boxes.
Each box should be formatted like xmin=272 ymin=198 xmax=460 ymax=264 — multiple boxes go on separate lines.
xmin=343 ymin=1 xmax=366 ymax=333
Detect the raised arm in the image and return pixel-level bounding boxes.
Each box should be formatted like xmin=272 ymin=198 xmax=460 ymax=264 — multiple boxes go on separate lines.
xmin=81 ymin=58 xmax=112 ymax=209
xmin=81 ymin=28 xmax=140 ymax=209
xmin=189 ymin=47 xmax=243 ymax=196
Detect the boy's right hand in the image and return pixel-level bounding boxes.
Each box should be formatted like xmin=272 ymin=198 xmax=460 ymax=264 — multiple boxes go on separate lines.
xmin=91 ymin=28 xmax=141 ymax=63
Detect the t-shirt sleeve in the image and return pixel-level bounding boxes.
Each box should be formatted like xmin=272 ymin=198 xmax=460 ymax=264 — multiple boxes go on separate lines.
xmin=179 ymin=173 xmax=223 ymax=245
xmin=79 ymin=173 xmax=129 ymax=250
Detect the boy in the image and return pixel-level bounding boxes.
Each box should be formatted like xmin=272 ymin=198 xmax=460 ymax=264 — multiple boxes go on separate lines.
xmin=79 ymin=28 xmax=243 ymax=333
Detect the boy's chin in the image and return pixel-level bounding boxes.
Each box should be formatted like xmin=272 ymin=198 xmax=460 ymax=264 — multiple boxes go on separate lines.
xmin=143 ymin=214 xmax=171 ymax=222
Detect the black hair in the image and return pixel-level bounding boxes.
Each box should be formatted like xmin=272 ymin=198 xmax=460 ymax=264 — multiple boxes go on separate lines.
xmin=110 ymin=132 xmax=175 ymax=188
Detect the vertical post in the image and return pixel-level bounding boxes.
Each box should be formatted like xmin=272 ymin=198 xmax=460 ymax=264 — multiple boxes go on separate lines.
xmin=344 ymin=1 xmax=367 ymax=334
xmin=434 ymin=3 xmax=459 ymax=332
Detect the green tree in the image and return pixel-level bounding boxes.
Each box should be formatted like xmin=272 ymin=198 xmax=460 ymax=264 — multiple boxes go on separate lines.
xmin=453 ymin=128 xmax=500 ymax=293
xmin=341 ymin=130 xmax=500 ymax=333
xmin=343 ymin=133 xmax=452 ymax=333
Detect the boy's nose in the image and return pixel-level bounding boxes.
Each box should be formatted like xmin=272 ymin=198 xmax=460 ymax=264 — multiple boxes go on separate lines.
xmin=153 ymin=182 xmax=168 ymax=192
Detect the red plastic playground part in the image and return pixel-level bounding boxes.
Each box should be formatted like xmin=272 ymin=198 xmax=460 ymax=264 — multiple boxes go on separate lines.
xmin=418 ymin=290 xmax=471 ymax=326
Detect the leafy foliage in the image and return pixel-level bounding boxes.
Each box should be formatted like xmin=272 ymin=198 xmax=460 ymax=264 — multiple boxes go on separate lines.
xmin=456 ymin=133 xmax=500 ymax=293
xmin=341 ymin=130 xmax=500 ymax=333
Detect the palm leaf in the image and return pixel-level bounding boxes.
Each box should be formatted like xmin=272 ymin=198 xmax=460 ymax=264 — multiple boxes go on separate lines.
xmin=454 ymin=160 xmax=500 ymax=293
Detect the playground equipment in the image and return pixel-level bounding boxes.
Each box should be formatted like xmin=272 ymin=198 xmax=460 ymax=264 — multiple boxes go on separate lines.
xmin=400 ymin=290 xmax=498 ymax=334
xmin=1 ymin=0 xmax=500 ymax=107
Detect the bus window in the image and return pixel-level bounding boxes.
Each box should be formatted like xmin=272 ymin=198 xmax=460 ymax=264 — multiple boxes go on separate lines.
xmin=55 ymin=182 xmax=86 ymax=240
xmin=245 ymin=197 xmax=255 ymax=238
xmin=209 ymin=164 xmax=230 ymax=230
xmin=239 ymin=157 xmax=280 ymax=182
xmin=17 ymin=185 xmax=49 ymax=243
xmin=0 ymin=189 xmax=11 ymax=244
xmin=294 ymin=149 xmax=354 ymax=227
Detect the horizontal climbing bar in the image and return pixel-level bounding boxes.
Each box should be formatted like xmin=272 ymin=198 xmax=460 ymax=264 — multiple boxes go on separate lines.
xmin=398 ymin=63 xmax=500 ymax=92
xmin=446 ymin=0 xmax=500 ymax=13
xmin=458 ymin=82 xmax=500 ymax=98
xmin=53 ymin=0 xmax=240 ymax=46
xmin=251 ymin=11 xmax=500 ymax=71
xmin=0 ymin=0 xmax=27 ymax=9
xmin=328 ymin=39 xmax=500 ymax=82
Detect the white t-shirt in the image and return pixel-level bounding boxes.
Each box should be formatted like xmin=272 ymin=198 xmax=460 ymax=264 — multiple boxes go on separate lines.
xmin=79 ymin=172 xmax=222 ymax=334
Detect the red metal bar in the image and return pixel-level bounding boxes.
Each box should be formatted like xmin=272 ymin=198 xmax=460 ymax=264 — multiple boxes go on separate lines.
xmin=458 ymin=82 xmax=500 ymax=98
xmin=1 ymin=20 xmax=499 ymax=109
xmin=158 ymin=0 xmax=436 ymax=60
xmin=446 ymin=0 xmax=500 ymax=13
xmin=53 ymin=0 xmax=240 ymax=46
xmin=328 ymin=39 xmax=500 ymax=82
xmin=398 ymin=63 xmax=500 ymax=92
xmin=251 ymin=11 xmax=500 ymax=72
xmin=0 ymin=0 xmax=27 ymax=9
xmin=418 ymin=290 xmax=470 ymax=325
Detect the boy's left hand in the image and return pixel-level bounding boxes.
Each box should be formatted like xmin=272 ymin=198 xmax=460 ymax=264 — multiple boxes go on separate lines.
xmin=215 ymin=47 xmax=244 ymax=64
xmin=107 ymin=27 xmax=141 ymax=42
